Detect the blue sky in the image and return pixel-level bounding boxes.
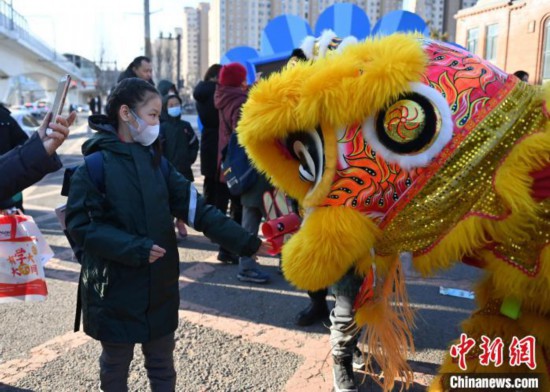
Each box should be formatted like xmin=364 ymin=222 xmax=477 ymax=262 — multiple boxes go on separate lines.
xmin=14 ymin=0 xmax=204 ymax=68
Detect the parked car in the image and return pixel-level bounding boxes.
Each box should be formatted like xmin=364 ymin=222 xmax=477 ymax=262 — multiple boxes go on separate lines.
xmin=20 ymin=100 xmax=50 ymax=119
xmin=34 ymin=100 xmax=50 ymax=118
xmin=23 ymin=102 xmax=42 ymax=119
xmin=9 ymin=105 xmax=28 ymax=112
xmin=76 ymin=104 xmax=90 ymax=113
xmin=10 ymin=109 xmax=41 ymax=136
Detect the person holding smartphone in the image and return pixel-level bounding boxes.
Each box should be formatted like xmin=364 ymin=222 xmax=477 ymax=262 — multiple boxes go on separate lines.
xmin=0 ymin=110 xmax=76 ymax=200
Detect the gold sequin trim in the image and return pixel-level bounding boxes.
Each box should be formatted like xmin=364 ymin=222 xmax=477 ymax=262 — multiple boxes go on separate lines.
xmin=376 ymin=82 xmax=546 ymax=256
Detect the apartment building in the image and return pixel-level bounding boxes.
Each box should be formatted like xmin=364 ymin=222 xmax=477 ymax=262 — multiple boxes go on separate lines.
xmin=153 ymin=4 xmax=207 ymax=92
xmin=182 ymin=7 xmax=201 ymax=89
xmin=183 ymin=0 xmax=484 ymax=90
xmin=198 ymin=2 xmax=210 ymax=81
xmin=456 ymin=0 xmax=550 ymax=84
xmin=406 ymin=0 xmax=478 ymax=41
xmin=208 ymin=0 xmax=273 ymax=71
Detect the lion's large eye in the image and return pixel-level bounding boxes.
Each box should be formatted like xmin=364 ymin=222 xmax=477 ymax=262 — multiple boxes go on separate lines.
xmin=362 ymin=82 xmax=453 ymax=169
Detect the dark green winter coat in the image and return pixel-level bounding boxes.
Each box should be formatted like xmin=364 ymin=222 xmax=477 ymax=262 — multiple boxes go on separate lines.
xmin=66 ymin=116 xmax=261 ymax=344
xmin=160 ymin=94 xmax=199 ymax=181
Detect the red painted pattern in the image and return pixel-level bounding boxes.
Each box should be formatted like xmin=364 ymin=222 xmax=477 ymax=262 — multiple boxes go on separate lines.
xmin=320 ymin=39 xmax=514 ymax=227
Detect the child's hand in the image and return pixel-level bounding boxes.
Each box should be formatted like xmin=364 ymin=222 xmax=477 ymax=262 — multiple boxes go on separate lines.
xmin=256 ymin=240 xmax=274 ymax=257
xmin=149 ymin=244 xmax=166 ymax=263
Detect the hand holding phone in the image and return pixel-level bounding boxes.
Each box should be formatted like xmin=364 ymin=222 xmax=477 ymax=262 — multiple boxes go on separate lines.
xmin=46 ymin=75 xmax=71 ymax=136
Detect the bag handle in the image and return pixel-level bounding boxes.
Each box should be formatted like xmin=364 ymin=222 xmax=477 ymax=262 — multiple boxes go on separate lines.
xmin=273 ymin=189 xmax=291 ymax=216
xmin=0 ymin=210 xmax=28 ymax=240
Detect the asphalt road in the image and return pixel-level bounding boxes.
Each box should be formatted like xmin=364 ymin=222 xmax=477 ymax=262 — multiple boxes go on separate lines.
xmin=0 ymin=114 xmax=482 ymax=391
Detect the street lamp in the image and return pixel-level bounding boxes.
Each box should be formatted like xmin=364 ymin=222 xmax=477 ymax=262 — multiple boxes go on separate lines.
xmin=123 ymin=3 xmax=162 ymax=59
xmin=157 ymin=32 xmax=183 ymax=89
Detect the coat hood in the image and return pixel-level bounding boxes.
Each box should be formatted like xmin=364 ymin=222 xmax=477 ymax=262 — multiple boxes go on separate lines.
xmin=161 ymin=94 xmax=182 ymax=122
xmin=157 ymin=79 xmax=177 ymax=97
xmin=193 ymin=80 xmax=216 ymax=103
xmin=83 ymin=114 xmax=131 ymax=156
xmin=193 ymin=80 xmax=219 ymax=131
xmin=214 ymin=84 xmax=247 ymax=112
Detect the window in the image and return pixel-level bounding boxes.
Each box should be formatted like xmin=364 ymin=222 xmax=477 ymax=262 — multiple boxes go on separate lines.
xmin=544 ymin=19 xmax=550 ymax=81
xmin=485 ymin=24 xmax=498 ymax=61
xmin=467 ymin=27 xmax=479 ymax=54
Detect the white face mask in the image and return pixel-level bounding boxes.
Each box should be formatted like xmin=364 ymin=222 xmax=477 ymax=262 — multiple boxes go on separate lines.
xmin=167 ymin=106 xmax=181 ymax=118
xmin=128 ymin=110 xmax=159 ymax=146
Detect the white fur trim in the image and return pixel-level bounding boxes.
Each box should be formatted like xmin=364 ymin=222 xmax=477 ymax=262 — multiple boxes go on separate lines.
xmin=362 ymin=82 xmax=454 ymax=170
xmin=336 ymin=36 xmax=358 ymax=53
xmin=300 ymin=32 xmax=357 ymax=60
xmin=300 ymin=36 xmax=316 ymax=60
xmin=316 ymin=30 xmax=338 ymax=59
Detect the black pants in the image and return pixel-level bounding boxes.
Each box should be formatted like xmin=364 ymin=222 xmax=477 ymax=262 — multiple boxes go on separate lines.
xmin=308 ymin=289 xmax=328 ymax=305
xmin=99 ymin=333 xmax=176 ymax=392
xmin=214 ymin=181 xmax=242 ymax=224
xmin=214 ymin=180 xmax=242 ymax=256
xmin=202 ymin=175 xmax=217 ymax=206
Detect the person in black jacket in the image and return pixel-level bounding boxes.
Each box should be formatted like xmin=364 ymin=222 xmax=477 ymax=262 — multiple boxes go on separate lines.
xmin=117 ymin=56 xmax=154 ymax=86
xmin=193 ymin=64 xmax=221 ymax=207
xmin=0 ymin=104 xmax=29 ymax=209
xmin=160 ymin=94 xmax=198 ymax=182
xmin=65 ymin=78 xmax=272 ymax=392
xmin=0 ymin=110 xmax=75 ymax=200
xmin=161 ymin=93 xmax=199 ymax=238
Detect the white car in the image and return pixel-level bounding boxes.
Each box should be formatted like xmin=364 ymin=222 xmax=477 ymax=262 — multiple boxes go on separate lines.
xmin=10 ymin=109 xmax=41 ymax=136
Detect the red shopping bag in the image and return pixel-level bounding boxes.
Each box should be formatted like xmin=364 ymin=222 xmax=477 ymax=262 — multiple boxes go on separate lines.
xmin=0 ymin=213 xmax=51 ymax=302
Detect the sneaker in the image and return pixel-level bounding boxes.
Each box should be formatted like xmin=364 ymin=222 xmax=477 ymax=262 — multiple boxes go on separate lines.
xmin=352 ymin=346 xmax=365 ymax=370
xmin=333 ymin=355 xmax=358 ymax=392
xmin=217 ymin=250 xmax=239 ymax=264
xmin=295 ymin=302 xmax=329 ymax=326
xmin=237 ymin=268 xmax=270 ymax=283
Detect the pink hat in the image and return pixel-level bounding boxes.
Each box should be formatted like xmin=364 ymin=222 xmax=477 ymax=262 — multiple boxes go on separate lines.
xmin=219 ymin=63 xmax=247 ymax=87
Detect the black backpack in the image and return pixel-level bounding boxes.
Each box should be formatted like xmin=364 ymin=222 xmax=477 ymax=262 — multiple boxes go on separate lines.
xmin=220 ymin=117 xmax=258 ymax=196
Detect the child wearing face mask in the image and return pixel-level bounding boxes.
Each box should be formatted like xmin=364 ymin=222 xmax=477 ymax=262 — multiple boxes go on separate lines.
xmin=160 ymin=94 xmax=198 ymax=183
xmin=65 ymin=78 xmax=272 ymax=392
xmin=160 ymin=94 xmax=199 ymax=238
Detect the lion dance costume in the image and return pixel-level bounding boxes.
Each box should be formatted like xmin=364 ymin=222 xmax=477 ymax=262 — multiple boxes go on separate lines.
xmin=238 ymin=32 xmax=550 ymax=391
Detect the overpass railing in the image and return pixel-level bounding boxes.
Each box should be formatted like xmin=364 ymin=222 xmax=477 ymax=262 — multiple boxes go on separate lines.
xmin=0 ymin=0 xmax=81 ymax=76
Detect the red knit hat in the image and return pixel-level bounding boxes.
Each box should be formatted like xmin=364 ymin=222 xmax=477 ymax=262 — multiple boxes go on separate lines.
xmin=219 ymin=63 xmax=247 ymax=87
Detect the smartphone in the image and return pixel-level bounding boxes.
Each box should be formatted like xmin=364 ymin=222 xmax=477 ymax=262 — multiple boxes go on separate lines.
xmin=45 ymin=74 xmax=71 ymax=136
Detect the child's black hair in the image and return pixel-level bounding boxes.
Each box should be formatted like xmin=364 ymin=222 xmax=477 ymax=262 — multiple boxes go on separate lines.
xmin=105 ymin=78 xmax=163 ymax=166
